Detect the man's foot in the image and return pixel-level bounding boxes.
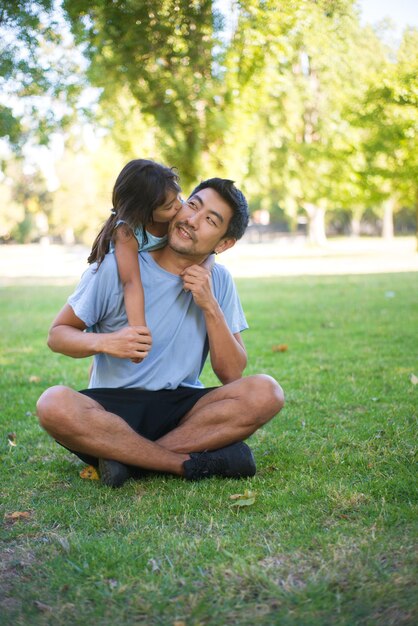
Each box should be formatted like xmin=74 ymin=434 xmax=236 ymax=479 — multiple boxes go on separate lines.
xmin=183 ymin=441 xmax=256 ymax=481
xmin=98 ymin=458 xmax=131 ymax=488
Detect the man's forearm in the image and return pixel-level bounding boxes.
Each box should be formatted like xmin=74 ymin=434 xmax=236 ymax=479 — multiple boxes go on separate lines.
xmin=48 ymin=325 xmax=102 ymax=358
xmin=204 ymin=302 xmax=247 ymax=384
xmin=48 ymin=322 xmax=153 ymax=361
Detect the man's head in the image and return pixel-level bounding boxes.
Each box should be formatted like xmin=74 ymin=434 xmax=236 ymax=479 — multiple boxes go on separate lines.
xmin=189 ymin=178 xmax=249 ymax=240
xmin=168 ymin=178 xmax=249 ymax=258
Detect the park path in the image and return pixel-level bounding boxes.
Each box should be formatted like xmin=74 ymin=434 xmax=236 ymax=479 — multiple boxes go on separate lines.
xmin=0 ymin=237 xmax=417 ymax=285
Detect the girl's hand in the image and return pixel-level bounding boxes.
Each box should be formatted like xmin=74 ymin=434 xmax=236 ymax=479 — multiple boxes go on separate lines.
xmin=99 ymin=326 xmax=152 ymax=361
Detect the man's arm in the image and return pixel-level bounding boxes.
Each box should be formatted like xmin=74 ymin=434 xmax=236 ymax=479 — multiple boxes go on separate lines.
xmin=47 ymin=304 xmax=152 ymax=361
xmin=181 ymin=266 xmax=247 ymax=384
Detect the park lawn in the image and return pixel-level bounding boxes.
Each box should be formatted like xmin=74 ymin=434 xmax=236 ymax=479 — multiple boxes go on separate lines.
xmin=0 ymin=272 xmax=417 ymax=626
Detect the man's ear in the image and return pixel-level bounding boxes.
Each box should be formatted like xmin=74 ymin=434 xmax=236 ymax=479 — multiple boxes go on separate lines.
xmin=214 ymin=237 xmax=236 ymax=255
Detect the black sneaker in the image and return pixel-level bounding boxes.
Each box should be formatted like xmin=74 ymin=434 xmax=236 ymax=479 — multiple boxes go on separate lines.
xmin=183 ymin=441 xmax=256 ymax=481
xmin=98 ymin=458 xmax=131 ymax=488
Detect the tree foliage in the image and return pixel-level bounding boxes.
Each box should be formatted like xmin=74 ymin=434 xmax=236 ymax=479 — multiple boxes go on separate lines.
xmin=62 ymin=0 xmax=224 ymax=185
xmin=0 ymin=0 xmax=85 ymax=149
xmin=1 ymin=0 xmax=417 ymax=243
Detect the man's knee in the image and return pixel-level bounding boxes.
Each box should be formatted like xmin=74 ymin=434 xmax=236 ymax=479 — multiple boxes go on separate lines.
xmin=246 ymin=374 xmax=285 ymax=426
xmin=36 ymin=385 xmax=73 ymax=433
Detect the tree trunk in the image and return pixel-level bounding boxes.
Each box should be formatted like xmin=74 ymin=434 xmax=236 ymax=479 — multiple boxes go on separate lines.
xmin=382 ymin=198 xmax=395 ymax=240
xmin=415 ymin=189 xmax=418 ymax=252
xmin=304 ymin=203 xmax=327 ymax=246
xmin=351 ymin=216 xmax=361 ymax=237
xmin=62 ymin=226 xmax=75 ymax=245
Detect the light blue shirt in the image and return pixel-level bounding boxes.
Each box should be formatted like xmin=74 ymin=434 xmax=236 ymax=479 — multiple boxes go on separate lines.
xmin=68 ymin=252 xmax=248 ymax=390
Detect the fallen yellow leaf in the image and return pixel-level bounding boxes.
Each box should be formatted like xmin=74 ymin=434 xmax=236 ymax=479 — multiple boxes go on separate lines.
xmin=79 ymin=465 xmax=100 ymax=480
xmin=272 ymin=344 xmax=288 ymax=353
xmin=230 ymin=489 xmax=257 ymax=507
xmin=29 ymin=375 xmax=41 ymax=383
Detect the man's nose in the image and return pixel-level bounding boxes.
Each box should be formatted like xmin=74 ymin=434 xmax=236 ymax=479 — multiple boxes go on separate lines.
xmin=183 ymin=206 xmax=199 ymax=228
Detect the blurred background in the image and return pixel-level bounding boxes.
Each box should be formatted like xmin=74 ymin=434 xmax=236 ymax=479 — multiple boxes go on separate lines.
xmin=0 ymin=0 xmax=417 ymax=259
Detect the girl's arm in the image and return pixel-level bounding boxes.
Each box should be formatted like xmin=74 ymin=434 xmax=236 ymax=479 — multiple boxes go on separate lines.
xmin=114 ymin=225 xmax=146 ymax=327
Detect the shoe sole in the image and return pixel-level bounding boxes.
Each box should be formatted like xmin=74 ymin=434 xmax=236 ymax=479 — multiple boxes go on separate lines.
xmin=98 ymin=458 xmax=131 ymax=488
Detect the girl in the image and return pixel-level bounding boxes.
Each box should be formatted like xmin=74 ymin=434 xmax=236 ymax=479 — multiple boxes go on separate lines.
xmin=88 ymin=159 xmax=182 ymax=357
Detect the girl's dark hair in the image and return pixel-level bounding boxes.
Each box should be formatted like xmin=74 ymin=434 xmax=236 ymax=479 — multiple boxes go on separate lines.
xmin=88 ymin=159 xmax=180 ymax=266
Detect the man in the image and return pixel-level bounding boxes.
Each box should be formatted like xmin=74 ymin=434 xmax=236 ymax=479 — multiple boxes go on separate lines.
xmin=37 ymin=178 xmax=284 ymax=487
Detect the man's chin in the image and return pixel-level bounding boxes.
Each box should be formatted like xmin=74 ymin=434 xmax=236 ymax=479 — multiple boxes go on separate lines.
xmin=168 ymin=242 xmax=195 ymax=256
xmin=168 ymin=242 xmax=212 ymax=261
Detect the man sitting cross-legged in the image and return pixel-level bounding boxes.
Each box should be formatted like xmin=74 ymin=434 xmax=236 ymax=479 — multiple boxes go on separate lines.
xmin=36 ymin=178 xmax=284 ymax=487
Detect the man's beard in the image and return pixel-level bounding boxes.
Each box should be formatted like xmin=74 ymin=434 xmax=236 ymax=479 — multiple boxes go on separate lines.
xmin=168 ymin=222 xmax=198 ymax=256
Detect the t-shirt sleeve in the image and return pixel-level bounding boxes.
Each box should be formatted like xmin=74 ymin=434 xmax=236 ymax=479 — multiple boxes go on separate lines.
xmin=211 ymin=264 xmax=248 ymax=334
xmin=67 ymin=258 xmax=120 ymax=328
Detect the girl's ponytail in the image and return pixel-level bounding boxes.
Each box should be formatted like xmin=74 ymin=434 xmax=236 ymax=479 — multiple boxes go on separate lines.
xmin=87 ymin=209 xmax=119 ymax=267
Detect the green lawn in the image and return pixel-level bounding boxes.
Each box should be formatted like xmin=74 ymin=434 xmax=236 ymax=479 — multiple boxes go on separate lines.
xmin=1 ymin=273 xmax=417 ymax=625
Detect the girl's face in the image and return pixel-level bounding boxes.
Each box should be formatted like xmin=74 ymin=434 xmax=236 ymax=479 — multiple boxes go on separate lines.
xmin=152 ymin=190 xmax=183 ymax=223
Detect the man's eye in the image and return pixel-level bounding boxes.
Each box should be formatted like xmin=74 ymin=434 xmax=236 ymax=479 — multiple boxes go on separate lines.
xmin=207 ymin=217 xmax=216 ymax=226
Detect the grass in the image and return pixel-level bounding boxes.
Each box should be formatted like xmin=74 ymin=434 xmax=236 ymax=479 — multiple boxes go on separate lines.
xmin=0 ymin=272 xmax=417 ymax=625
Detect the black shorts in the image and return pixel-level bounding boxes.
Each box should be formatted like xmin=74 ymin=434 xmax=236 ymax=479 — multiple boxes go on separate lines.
xmin=67 ymin=386 xmax=215 ymax=466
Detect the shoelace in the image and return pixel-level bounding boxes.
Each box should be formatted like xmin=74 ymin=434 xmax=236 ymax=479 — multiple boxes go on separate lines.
xmin=195 ymin=451 xmax=228 ymax=476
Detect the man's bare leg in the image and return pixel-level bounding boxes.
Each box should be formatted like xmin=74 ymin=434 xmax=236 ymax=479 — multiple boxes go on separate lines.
xmin=157 ymin=375 xmax=284 ymax=453
xmin=37 ymin=375 xmax=283 ymax=480
xmin=36 ymin=386 xmax=188 ymax=475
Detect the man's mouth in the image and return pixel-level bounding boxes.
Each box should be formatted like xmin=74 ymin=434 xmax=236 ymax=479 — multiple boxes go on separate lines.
xmin=176 ymin=223 xmax=196 ymax=242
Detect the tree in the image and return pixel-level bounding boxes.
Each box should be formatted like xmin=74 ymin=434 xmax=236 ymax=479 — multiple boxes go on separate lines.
xmin=50 ymin=136 xmax=125 ymax=245
xmin=61 ymin=0 xmax=225 ymax=187
xmin=0 ymin=0 xmax=85 ymax=150
xmin=1 ymin=158 xmax=52 ymax=243
xmin=215 ymin=0 xmax=375 ymax=243
xmin=358 ymin=28 xmax=418 ymax=240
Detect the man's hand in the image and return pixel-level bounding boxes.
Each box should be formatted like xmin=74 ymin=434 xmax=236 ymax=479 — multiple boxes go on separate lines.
xmin=99 ymin=326 xmax=152 ymax=362
xmin=180 ymin=265 xmax=214 ymax=311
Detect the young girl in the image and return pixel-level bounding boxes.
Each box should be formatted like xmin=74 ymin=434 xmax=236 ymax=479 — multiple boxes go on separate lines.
xmin=88 ymin=159 xmax=182 ymax=349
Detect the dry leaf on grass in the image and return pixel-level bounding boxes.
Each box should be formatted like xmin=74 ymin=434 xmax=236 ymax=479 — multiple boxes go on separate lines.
xmin=34 ymin=600 xmax=53 ymax=612
xmin=410 ymin=373 xmax=418 ymax=386
xmin=29 ymin=375 xmax=41 ymax=383
xmin=272 ymin=344 xmax=288 ymax=353
xmin=79 ymin=465 xmax=99 ymax=480
xmin=7 ymin=432 xmax=17 ymax=447
xmin=4 ymin=511 xmax=32 ymax=523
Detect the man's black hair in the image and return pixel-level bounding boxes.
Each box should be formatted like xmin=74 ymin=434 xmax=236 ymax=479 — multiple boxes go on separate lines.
xmin=189 ymin=178 xmax=249 ymax=240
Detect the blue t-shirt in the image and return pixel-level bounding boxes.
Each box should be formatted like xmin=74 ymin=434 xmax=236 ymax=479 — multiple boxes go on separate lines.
xmin=68 ymin=252 xmax=248 ymax=390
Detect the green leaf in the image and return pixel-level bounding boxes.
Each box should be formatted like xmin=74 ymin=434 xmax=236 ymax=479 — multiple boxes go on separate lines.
xmin=230 ymin=490 xmax=257 ymax=508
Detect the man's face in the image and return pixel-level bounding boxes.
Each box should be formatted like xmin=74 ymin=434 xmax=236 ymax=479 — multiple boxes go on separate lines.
xmin=168 ymin=187 xmax=236 ymax=257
